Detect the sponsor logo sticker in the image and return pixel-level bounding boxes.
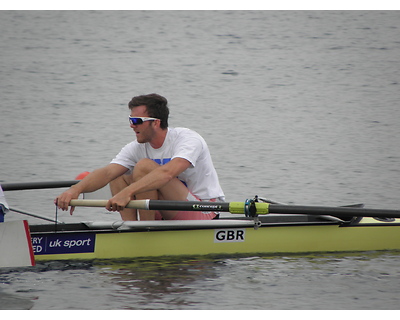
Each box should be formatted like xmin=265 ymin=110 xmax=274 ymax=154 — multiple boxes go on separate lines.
xmin=32 ymin=233 xmax=95 ymax=255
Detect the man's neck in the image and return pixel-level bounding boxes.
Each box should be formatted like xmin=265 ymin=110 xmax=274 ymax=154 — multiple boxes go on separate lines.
xmin=149 ymin=128 xmax=168 ymax=149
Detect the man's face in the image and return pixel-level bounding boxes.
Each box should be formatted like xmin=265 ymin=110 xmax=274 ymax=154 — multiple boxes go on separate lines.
xmin=129 ymin=105 xmax=157 ymax=144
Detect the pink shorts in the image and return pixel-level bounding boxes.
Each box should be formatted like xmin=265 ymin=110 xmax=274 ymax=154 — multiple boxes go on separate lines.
xmin=154 ymin=192 xmax=219 ymax=220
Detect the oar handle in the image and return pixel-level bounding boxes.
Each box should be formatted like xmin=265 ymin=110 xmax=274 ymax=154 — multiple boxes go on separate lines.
xmin=70 ymin=199 xmax=149 ymax=210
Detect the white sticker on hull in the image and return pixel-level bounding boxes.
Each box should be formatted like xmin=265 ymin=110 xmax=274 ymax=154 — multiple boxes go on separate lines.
xmin=214 ymin=229 xmax=245 ymax=243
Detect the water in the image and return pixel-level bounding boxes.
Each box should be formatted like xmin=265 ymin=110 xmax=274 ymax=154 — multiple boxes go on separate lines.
xmin=1 ymin=252 xmax=400 ymax=310
xmin=1 ymin=10 xmax=400 ymax=309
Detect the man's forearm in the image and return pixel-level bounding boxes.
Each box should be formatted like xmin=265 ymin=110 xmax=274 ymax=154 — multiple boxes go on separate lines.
xmin=70 ymin=166 xmax=121 ymax=194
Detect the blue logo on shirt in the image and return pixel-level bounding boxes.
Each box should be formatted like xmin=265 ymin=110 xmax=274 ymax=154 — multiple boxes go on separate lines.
xmin=152 ymin=158 xmax=171 ymax=165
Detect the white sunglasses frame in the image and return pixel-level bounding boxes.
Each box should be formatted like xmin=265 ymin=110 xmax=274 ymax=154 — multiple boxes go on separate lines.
xmin=128 ymin=116 xmax=159 ymax=125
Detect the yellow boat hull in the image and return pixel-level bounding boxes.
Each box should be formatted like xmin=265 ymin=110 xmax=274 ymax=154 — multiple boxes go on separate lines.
xmin=32 ymin=219 xmax=400 ymax=261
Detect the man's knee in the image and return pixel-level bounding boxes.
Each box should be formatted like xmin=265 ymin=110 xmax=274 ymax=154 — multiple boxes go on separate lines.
xmin=133 ymin=159 xmax=160 ymax=176
xmin=109 ymin=174 xmax=131 ymax=195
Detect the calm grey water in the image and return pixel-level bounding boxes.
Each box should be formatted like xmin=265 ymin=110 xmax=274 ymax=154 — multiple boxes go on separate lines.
xmin=1 ymin=10 xmax=400 ymax=310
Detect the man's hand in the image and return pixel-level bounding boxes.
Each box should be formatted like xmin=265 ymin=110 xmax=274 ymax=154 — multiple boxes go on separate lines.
xmin=54 ymin=189 xmax=80 ymax=215
xmin=106 ymin=190 xmax=132 ymax=212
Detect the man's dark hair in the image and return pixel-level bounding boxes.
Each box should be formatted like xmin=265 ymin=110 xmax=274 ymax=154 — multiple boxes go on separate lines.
xmin=128 ymin=93 xmax=169 ymax=129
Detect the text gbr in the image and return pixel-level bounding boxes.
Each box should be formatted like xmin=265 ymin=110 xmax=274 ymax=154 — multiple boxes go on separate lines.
xmin=214 ymin=229 xmax=245 ymax=243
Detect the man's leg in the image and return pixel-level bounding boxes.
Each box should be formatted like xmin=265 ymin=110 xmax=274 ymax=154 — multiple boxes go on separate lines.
xmin=132 ymin=159 xmax=189 ymax=220
xmin=109 ymin=159 xmax=189 ymax=220
xmin=131 ymin=159 xmax=218 ymax=220
xmin=109 ymin=174 xmax=139 ymax=221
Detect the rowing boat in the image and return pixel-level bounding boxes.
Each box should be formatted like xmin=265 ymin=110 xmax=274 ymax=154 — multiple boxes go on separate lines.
xmin=29 ymin=213 xmax=400 ymax=261
xmin=2 ymin=181 xmax=400 ymax=261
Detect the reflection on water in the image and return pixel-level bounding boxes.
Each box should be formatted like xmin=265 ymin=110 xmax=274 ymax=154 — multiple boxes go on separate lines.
xmin=2 ymin=251 xmax=399 ymax=309
xmin=96 ymin=257 xmax=222 ymax=309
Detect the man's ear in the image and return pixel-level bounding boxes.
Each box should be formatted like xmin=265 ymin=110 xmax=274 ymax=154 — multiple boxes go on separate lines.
xmin=153 ymin=119 xmax=162 ymax=129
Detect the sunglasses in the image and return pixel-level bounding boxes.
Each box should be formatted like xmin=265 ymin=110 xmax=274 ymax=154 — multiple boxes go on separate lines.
xmin=129 ymin=116 xmax=159 ymax=125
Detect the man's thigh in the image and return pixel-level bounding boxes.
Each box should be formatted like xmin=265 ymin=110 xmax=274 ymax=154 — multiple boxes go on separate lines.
xmin=158 ymin=177 xmax=190 ymax=202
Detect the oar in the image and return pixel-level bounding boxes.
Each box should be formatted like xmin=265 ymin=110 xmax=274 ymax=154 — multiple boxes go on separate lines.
xmin=69 ymin=199 xmax=400 ymax=219
xmin=1 ymin=180 xmax=79 ymax=191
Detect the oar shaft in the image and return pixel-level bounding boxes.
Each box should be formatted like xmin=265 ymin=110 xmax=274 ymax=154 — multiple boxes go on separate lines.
xmin=148 ymin=200 xmax=231 ymax=212
xmin=1 ymin=180 xmax=79 ymax=191
xmin=134 ymin=200 xmax=400 ymax=218
xmin=268 ymin=204 xmax=400 ymax=218
xmin=70 ymin=199 xmax=231 ymax=212
xmin=69 ymin=199 xmax=400 ymax=218
xmin=149 ymin=201 xmax=400 ymax=218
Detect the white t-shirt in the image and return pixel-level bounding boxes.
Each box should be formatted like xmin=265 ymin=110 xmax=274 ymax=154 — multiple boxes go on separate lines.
xmin=110 ymin=127 xmax=225 ymax=201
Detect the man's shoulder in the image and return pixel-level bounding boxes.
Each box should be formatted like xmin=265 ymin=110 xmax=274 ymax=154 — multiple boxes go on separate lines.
xmin=170 ymin=127 xmax=201 ymax=137
xmin=168 ymin=127 xmax=206 ymax=147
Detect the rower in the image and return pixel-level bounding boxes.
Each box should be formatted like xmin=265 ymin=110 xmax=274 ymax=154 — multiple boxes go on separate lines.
xmin=55 ymin=93 xmax=225 ymax=221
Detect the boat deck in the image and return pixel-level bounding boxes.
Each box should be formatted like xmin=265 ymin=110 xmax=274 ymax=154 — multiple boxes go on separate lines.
xmin=29 ymin=213 xmax=400 ymax=235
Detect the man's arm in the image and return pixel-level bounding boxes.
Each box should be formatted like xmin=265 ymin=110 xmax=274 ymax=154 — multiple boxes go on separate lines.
xmin=55 ymin=163 xmax=128 ymax=214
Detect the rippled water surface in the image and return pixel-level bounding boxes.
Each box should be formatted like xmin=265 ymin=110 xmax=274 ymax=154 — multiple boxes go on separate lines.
xmin=1 ymin=10 xmax=400 ymax=309
xmin=2 ymin=251 xmax=400 ymax=310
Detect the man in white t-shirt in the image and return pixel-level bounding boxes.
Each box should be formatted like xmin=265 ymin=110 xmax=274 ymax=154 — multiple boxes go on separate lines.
xmin=55 ymin=93 xmax=225 ymax=220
